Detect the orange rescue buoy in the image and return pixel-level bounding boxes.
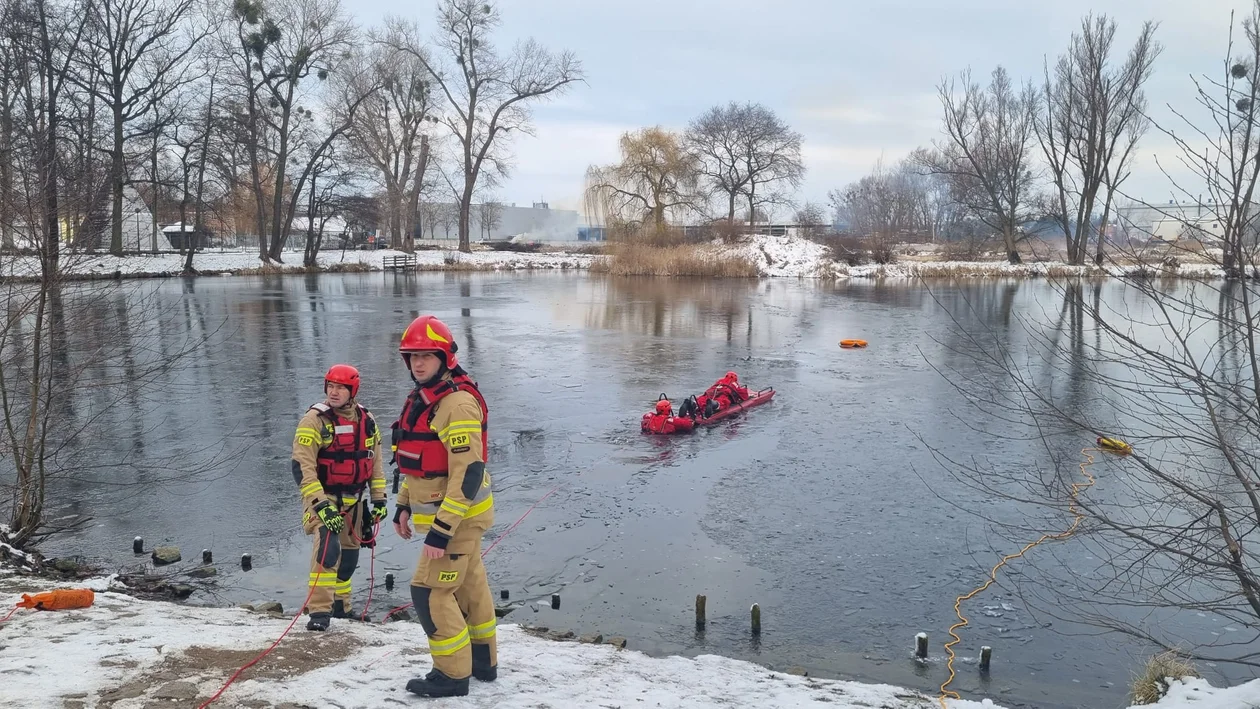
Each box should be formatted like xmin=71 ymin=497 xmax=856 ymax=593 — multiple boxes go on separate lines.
xmin=839 ymin=339 xmax=868 ymax=349
xmin=18 ymin=588 xmax=95 ymax=611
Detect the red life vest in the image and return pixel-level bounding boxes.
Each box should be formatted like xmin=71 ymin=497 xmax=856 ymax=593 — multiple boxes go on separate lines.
xmin=391 ymin=372 xmax=488 ymax=478
xmin=311 ymin=403 xmax=377 ymax=493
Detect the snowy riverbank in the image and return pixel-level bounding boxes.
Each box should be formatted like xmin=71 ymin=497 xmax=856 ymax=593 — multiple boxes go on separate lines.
xmin=738 ymin=234 xmax=1236 ymax=280
xmin=1 ymin=572 xmax=1257 ymax=708
xmin=0 ymin=246 xmax=596 ymax=280
xmin=0 ymin=236 xmax=1244 ymax=281
xmin=0 ymin=573 xmax=990 ymax=709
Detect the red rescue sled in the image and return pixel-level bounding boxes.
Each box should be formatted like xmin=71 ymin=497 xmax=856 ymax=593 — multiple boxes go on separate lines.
xmin=695 ymin=388 xmax=775 ymax=426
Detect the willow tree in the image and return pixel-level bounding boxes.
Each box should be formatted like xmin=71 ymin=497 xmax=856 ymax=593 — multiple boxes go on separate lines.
xmin=584 ymin=126 xmax=703 ymax=239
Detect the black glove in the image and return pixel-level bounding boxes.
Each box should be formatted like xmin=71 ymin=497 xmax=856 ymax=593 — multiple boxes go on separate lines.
xmin=314 ymin=500 xmax=345 ymax=533
xmin=393 ymin=504 xmax=411 ymax=524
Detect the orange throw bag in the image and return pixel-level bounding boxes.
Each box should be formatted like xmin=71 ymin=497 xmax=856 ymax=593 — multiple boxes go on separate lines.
xmin=18 ymin=588 xmax=95 ymax=610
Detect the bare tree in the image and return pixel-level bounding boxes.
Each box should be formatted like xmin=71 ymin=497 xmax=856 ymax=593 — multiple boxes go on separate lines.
xmin=82 ymin=0 xmax=206 ymax=256
xmin=381 ymin=1 xmax=582 ymax=253
xmin=737 ymin=105 xmax=804 ymax=228
xmin=300 ymin=143 xmax=354 ymax=266
xmin=418 ymin=199 xmax=442 ymax=239
xmin=0 ymin=0 xmax=118 ymax=548
xmin=1144 ymin=3 xmax=1260 ymax=278
xmin=220 ymin=0 xmax=356 ymax=262
xmin=831 ymin=158 xmax=932 ymax=242
xmin=168 ymin=75 xmax=218 ymax=272
xmin=930 ymin=268 xmax=1260 ymax=670
xmin=584 ymin=126 xmax=703 ymax=236
xmin=910 ymin=148 xmax=971 ymax=243
xmin=926 ymin=67 xmax=1040 ymax=264
xmin=686 ymin=104 xmax=744 ymax=225
xmin=477 ymin=198 xmax=502 ymax=238
xmin=793 ymin=201 xmax=828 ymax=238
xmin=219 ymin=0 xmax=274 ymax=258
xmin=279 ymin=61 xmax=378 ymax=264
xmin=435 ymin=200 xmax=456 ymax=239
xmin=142 ymin=95 xmax=182 ymax=253
xmin=350 ymin=36 xmax=436 ymax=253
xmin=1038 ymin=15 xmax=1161 ymax=266
xmin=260 ymin=0 xmax=355 ymax=262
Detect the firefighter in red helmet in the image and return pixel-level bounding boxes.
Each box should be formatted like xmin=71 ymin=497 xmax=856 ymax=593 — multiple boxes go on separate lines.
xmin=390 ymin=315 xmax=497 ymax=698
xmin=291 ymin=364 xmax=388 ymax=631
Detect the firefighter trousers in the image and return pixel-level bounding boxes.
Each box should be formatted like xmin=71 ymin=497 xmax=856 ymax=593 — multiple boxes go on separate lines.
xmin=306 ymin=500 xmax=365 ymax=615
xmin=410 ymin=539 xmax=497 ymax=679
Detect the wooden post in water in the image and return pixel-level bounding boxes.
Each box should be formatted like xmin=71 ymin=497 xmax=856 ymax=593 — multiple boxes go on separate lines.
xmin=500 ymin=589 xmax=509 ymax=600
xmin=979 ymin=646 xmax=992 ymax=673
xmin=385 ymin=573 xmax=395 ymax=591
xmin=915 ymin=632 xmax=928 ymax=659
xmin=241 ymin=553 xmax=252 ymax=571
xmin=695 ymin=594 xmax=706 ymax=629
xmin=202 ymin=549 xmax=212 ymax=564
xmin=551 ymin=594 xmax=560 ymax=610
xmin=751 ymin=603 xmax=761 ymax=635
xmin=132 ymin=536 xmax=143 ymax=554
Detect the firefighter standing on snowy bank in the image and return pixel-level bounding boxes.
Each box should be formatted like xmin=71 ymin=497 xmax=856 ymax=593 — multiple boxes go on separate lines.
xmin=390 ymin=315 xmax=498 ymax=698
xmin=291 ymin=364 xmax=389 ymax=631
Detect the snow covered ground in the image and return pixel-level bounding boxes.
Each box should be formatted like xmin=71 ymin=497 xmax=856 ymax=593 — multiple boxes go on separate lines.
xmin=0 ymin=574 xmax=1257 ymax=709
xmin=737 ymin=234 xmax=1242 ymax=280
xmin=0 ymin=246 xmax=595 ymax=279
xmin=0 ymin=574 xmax=996 ymax=709
xmin=0 ymin=237 xmax=1246 ymax=281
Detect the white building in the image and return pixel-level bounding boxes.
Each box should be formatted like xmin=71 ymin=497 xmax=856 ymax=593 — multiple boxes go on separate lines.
xmin=1116 ymin=200 xmax=1253 ymax=244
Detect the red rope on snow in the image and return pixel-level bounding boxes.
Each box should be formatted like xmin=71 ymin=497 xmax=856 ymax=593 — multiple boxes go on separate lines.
xmin=204 ymin=481 xmax=563 ymax=705
xmin=349 ymin=520 xmax=381 ymax=622
xmin=199 ymin=509 xmax=347 ymax=708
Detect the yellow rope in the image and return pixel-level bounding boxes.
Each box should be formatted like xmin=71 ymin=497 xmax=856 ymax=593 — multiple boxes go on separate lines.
xmin=937 ymin=445 xmax=1112 ymax=708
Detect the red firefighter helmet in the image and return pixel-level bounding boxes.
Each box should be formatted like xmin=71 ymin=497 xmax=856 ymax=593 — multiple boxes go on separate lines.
xmin=399 ymin=315 xmax=459 ymax=368
xmin=724 ymin=371 xmax=739 ymax=383
xmin=324 ymin=364 xmax=360 ymax=398
xmin=655 ymin=399 xmax=672 ymax=414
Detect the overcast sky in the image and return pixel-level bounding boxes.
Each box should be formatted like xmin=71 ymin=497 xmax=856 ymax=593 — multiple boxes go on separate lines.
xmin=355 ymin=0 xmax=1252 ymax=217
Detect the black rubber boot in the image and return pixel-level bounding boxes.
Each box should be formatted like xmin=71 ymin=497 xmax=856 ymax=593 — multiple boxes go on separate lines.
xmin=331 ymin=600 xmax=372 ymax=622
xmin=472 ymin=643 xmax=497 ymax=682
xmin=704 ymin=398 xmax=720 ymax=417
xmin=406 ymin=668 xmax=470 ymax=697
xmin=305 ymin=612 xmax=330 ymax=631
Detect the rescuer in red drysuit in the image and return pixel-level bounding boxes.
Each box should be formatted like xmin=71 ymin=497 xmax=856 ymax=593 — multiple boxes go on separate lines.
xmin=641 ymin=397 xmax=694 ymax=434
xmin=690 ymin=371 xmax=750 ymax=418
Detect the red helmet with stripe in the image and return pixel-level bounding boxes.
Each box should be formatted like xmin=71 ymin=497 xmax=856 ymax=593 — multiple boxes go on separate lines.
xmin=325 ymin=363 xmax=360 ymax=398
xmin=399 ymin=315 xmax=459 ymax=369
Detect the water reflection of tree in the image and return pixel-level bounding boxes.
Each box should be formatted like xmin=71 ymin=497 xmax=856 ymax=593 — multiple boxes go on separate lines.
xmin=583 ymin=276 xmax=756 ymax=344
xmin=930 ymin=275 xmax=1260 ymax=669
xmin=1 ymin=278 xmax=224 ymax=549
